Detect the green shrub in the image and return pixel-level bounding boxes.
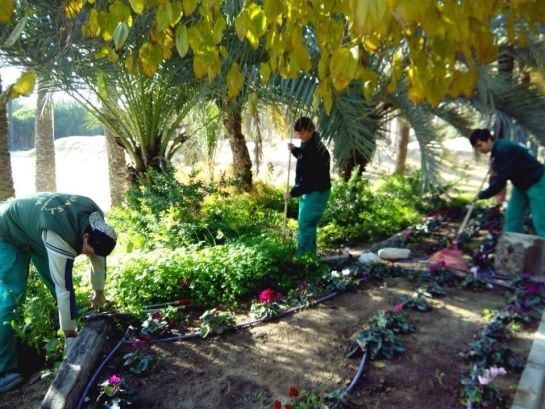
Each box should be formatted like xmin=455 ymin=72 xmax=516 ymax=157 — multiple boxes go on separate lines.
xmin=108 ymin=236 xmax=325 ymax=310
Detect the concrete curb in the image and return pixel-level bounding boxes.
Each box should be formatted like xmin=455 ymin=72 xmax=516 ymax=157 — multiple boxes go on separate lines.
xmin=511 ymin=308 xmax=545 ymax=409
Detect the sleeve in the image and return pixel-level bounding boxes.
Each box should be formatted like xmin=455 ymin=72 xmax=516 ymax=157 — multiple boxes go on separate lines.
xmin=89 ymin=255 xmax=106 ymax=291
xmin=478 ymin=152 xmax=512 ymax=200
xmin=291 ymin=146 xmax=301 ymax=158
xmin=42 ymin=230 xmax=78 ymax=332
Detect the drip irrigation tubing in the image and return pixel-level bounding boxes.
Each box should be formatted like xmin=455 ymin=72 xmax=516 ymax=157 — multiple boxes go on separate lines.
xmin=77 ymin=270 xmax=371 ymax=406
xmin=76 ymin=328 xmax=131 ymax=409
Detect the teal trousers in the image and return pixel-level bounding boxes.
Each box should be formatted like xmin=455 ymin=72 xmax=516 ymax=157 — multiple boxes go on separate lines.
xmin=297 ymin=190 xmax=330 ymax=255
xmin=504 ymin=173 xmax=545 ymax=237
xmin=0 ymin=241 xmax=29 ymax=373
xmin=0 ymin=241 xmax=54 ymax=374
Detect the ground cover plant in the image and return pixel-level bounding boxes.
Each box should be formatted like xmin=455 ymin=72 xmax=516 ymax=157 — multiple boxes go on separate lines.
xmin=6 ymin=172 xmax=544 ymax=409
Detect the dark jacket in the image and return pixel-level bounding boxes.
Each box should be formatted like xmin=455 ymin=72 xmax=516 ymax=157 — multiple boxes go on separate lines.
xmin=290 ymin=132 xmax=331 ymax=197
xmin=478 ymin=139 xmax=545 ymax=199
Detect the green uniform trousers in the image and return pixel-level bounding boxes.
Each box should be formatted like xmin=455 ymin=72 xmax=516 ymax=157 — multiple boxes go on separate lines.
xmin=0 ymin=240 xmax=54 ymax=373
xmin=297 ymin=190 xmax=330 ymax=255
xmin=505 ymin=173 xmax=545 ymax=237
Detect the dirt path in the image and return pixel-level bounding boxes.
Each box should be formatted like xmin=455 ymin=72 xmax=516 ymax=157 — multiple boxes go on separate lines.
xmin=1 ymin=267 xmax=537 ymax=409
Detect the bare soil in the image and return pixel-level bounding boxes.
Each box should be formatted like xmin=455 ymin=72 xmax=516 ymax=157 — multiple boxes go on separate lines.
xmin=3 ymin=269 xmax=537 ymax=409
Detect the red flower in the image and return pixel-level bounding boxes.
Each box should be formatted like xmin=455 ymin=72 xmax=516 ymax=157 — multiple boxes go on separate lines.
xmin=152 ymin=310 xmax=161 ymax=319
xmin=285 ymin=405 xmax=293 ymax=409
xmin=288 ymin=386 xmax=299 ymax=397
xmin=273 ymin=400 xmax=282 ymax=409
xmin=259 ymin=288 xmax=277 ymax=304
xmin=393 ymin=304 xmax=403 ymax=313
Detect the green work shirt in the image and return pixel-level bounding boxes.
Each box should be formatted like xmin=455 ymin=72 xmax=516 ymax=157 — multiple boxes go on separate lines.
xmin=0 ymin=193 xmax=103 ymax=256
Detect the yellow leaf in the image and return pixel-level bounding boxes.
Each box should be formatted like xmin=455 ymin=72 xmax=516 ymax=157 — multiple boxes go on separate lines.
xmin=82 ymin=9 xmax=101 ymax=37
xmin=160 ymin=28 xmax=174 ymax=59
xmin=94 ymin=46 xmax=110 ymax=60
xmin=291 ymin=28 xmax=311 ymax=73
xmin=175 ymin=24 xmax=189 ymax=57
xmin=245 ymin=4 xmax=267 ymax=49
xmin=98 ymin=11 xmax=117 ymax=42
xmin=473 ymin=29 xmax=497 ymax=64
xmin=193 ymin=53 xmax=208 ymax=79
xmin=248 ymin=92 xmax=258 ymax=116
xmin=107 ymin=48 xmax=119 ymax=63
xmin=448 ymin=69 xmax=477 ymax=99
xmin=0 ymin=0 xmax=13 ymax=23
xmin=212 ymin=14 xmax=226 ymax=44
xmin=124 ymin=52 xmax=137 ymax=75
xmin=260 ymin=62 xmax=271 ymax=83
xmin=226 ymin=63 xmax=243 ymax=98
xmin=372 ymin=361 xmax=386 ymax=368
xmin=318 ymin=54 xmax=328 ymax=80
xmin=407 ymin=66 xmax=425 ymax=104
xmin=128 ymin=0 xmax=145 ymax=14
xmin=263 ymin=0 xmax=283 ymax=21
xmin=330 ymin=47 xmax=358 ymax=91
xmin=139 ymin=41 xmax=163 ymax=76
xmin=65 ymin=0 xmax=84 ymax=19
xmin=234 ymin=11 xmax=248 ymax=41
xmin=170 ymin=1 xmax=183 ymax=26
xmin=205 ymin=49 xmax=221 ymax=81
xmin=182 ymin=0 xmax=198 ymax=15
xmin=11 ymin=71 xmax=36 ymax=97
xmin=156 ymin=2 xmax=173 ymax=32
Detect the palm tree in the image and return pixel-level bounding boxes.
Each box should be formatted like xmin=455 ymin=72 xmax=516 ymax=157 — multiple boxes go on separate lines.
xmin=34 ymin=77 xmax=56 ymax=192
xmin=0 ymin=75 xmax=15 ymax=200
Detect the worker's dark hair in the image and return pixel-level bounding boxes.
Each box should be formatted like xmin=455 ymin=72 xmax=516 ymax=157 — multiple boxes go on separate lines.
xmin=85 ymin=227 xmax=116 ymax=257
xmin=294 ymin=116 xmax=314 ymax=132
xmin=469 ymin=128 xmax=493 ymax=146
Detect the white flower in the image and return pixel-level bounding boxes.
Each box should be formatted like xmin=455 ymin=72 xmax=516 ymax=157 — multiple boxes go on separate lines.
xmin=341 ymin=268 xmax=351 ymax=276
xmin=478 ymin=367 xmax=507 ymax=385
xmin=331 ymin=270 xmax=340 ymax=278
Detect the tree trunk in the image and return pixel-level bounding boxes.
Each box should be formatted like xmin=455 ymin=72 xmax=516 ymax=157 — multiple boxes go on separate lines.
xmin=0 ymin=76 xmax=16 ymax=201
xmin=222 ymin=104 xmax=253 ymax=192
xmin=105 ymin=126 xmax=127 ymax=207
xmin=35 ymin=80 xmax=56 ymax=192
xmin=394 ymin=119 xmax=410 ymax=175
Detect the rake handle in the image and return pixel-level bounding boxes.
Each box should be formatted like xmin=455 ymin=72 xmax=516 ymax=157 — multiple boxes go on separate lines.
xmin=282 ymin=137 xmax=294 ymax=239
xmin=453 ymin=167 xmax=491 ymax=245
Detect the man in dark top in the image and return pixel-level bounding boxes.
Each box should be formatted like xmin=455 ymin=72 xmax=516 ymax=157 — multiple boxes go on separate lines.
xmin=470 ymin=128 xmax=545 ymax=236
xmin=284 ymin=117 xmax=331 ymax=254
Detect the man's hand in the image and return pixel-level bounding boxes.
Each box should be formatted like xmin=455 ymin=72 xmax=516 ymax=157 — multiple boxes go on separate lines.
xmin=287 ymin=142 xmax=295 ymax=152
xmin=283 ymin=191 xmax=291 ymax=200
xmin=91 ymin=289 xmax=107 ymax=310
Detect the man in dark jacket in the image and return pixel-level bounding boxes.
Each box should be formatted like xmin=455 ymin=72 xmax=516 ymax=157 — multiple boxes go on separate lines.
xmin=0 ymin=193 xmax=117 ymax=393
xmin=284 ymin=117 xmax=331 ymax=254
xmin=470 ymin=128 xmax=545 ymax=236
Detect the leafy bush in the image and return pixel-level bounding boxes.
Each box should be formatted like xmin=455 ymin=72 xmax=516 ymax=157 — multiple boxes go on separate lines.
xmin=108 ymin=236 xmax=326 ymax=310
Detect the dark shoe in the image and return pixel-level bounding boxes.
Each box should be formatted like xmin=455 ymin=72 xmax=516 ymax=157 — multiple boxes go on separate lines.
xmin=0 ymin=372 xmax=24 ymax=393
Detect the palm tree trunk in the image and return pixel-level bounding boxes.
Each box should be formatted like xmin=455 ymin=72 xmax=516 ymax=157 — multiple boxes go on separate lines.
xmin=105 ymin=126 xmax=127 ymax=207
xmin=222 ymin=103 xmax=253 ymax=192
xmin=394 ymin=119 xmax=410 ymax=175
xmin=35 ymin=79 xmax=56 ymax=192
xmin=0 ymin=76 xmax=16 ymax=201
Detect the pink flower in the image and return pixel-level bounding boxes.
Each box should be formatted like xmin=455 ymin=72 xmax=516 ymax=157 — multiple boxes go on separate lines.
xmin=383 ymin=309 xmax=390 ymax=314
xmin=478 ymin=367 xmax=507 ymax=385
xmin=131 ymin=339 xmax=143 ymax=349
xmin=273 ymin=400 xmax=282 ymax=409
xmin=401 ymin=229 xmax=412 ymax=238
xmin=108 ymin=375 xmax=121 ymax=385
xmin=393 ymin=304 xmax=403 ymax=313
xmin=152 ymin=310 xmax=162 ymax=319
xmin=259 ymin=288 xmax=277 ymax=304
xmin=288 ymin=386 xmax=299 ymax=397
xmin=526 ymin=283 xmax=540 ymax=295
xmin=300 ymin=280 xmax=308 ymax=289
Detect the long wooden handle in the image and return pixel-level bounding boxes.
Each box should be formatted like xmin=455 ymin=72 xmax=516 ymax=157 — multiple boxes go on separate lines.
xmin=282 ymin=138 xmax=293 ymax=238
xmin=454 ymin=167 xmax=491 ymax=243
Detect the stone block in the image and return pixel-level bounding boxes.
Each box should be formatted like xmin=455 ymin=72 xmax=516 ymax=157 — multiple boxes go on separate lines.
xmin=494 ymin=232 xmax=545 ymax=277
